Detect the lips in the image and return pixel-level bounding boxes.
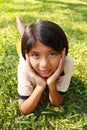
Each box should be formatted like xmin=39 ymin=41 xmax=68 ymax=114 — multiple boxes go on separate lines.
xmin=39 ymin=69 xmax=52 ymax=76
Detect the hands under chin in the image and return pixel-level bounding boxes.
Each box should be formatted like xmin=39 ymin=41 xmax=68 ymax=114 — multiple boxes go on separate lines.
xmin=47 ymin=48 xmax=66 ymax=88
xmin=25 ymin=53 xmax=46 ymax=91
xmin=25 ymin=48 xmax=66 ymax=90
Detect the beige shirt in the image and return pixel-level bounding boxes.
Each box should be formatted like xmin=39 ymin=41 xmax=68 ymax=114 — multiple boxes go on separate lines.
xmin=18 ymin=54 xmax=73 ymax=98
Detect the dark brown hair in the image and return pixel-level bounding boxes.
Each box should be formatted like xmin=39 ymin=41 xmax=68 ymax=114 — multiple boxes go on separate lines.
xmin=21 ymin=20 xmax=68 ymax=59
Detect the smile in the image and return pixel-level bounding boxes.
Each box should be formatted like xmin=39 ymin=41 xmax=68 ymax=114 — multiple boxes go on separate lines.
xmin=39 ymin=69 xmax=52 ymax=75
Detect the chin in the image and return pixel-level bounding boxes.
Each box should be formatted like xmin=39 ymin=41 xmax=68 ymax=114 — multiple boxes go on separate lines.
xmin=36 ymin=70 xmax=54 ymax=78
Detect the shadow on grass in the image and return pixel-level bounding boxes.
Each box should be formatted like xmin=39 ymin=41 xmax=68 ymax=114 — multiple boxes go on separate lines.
xmin=64 ymin=76 xmax=87 ymax=113
xmin=36 ymin=0 xmax=87 ymax=20
xmin=33 ymin=76 xmax=87 ymax=120
xmin=1 ymin=0 xmax=87 ymax=29
xmin=19 ymin=76 xmax=87 ymax=129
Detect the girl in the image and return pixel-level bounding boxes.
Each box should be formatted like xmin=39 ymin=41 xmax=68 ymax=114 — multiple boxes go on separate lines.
xmin=16 ymin=17 xmax=73 ymax=115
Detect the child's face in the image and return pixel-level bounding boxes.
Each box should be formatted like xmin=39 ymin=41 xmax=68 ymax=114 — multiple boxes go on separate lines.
xmin=28 ymin=40 xmax=62 ymax=78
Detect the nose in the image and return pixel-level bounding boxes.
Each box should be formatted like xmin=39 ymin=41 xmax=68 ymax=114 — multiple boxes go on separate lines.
xmin=40 ymin=57 xmax=50 ymax=68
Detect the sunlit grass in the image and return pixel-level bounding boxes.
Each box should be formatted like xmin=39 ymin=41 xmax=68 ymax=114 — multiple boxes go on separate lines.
xmin=0 ymin=0 xmax=87 ymax=129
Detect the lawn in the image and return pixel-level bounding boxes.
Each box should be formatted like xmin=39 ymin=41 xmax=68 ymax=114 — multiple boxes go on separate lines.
xmin=0 ymin=0 xmax=87 ymax=129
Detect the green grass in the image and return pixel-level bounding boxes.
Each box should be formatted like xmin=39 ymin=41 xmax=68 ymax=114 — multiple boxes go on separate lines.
xmin=0 ymin=0 xmax=87 ymax=129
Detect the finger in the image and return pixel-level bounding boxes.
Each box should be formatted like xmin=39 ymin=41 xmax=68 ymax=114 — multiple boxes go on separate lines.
xmin=52 ymin=59 xmax=63 ymax=79
xmin=53 ymin=58 xmax=64 ymax=79
xmin=25 ymin=53 xmax=30 ymax=63
xmin=25 ymin=53 xmax=34 ymax=71
xmin=26 ymin=53 xmax=33 ymax=65
xmin=61 ymin=48 xmax=66 ymax=63
xmin=58 ymin=58 xmax=63 ymax=72
xmin=25 ymin=54 xmax=32 ymax=69
xmin=25 ymin=53 xmax=33 ymax=72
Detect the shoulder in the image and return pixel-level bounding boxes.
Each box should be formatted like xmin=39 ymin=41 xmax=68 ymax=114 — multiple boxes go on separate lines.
xmin=56 ymin=56 xmax=73 ymax=92
xmin=64 ymin=56 xmax=74 ymax=74
xmin=19 ymin=53 xmax=26 ymax=65
xmin=18 ymin=54 xmax=29 ymax=78
xmin=18 ymin=54 xmax=34 ymax=97
xmin=18 ymin=53 xmax=27 ymax=70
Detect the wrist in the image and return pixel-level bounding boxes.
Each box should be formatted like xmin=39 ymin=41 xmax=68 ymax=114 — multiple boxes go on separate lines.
xmin=36 ymin=85 xmax=46 ymax=92
xmin=48 ymin=83 xmax=56 ymax=90
xmin=47 ymin=80 xmax=56 ymax=87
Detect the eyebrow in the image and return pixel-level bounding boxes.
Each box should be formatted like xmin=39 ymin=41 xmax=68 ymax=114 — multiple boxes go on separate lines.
xmin=30 ymin=51 xmax=39 ymax=53
xmin=29 ymin=47 xmax=60 ymax=57
xmin=30 ymin=49 xmax=56 ymax=53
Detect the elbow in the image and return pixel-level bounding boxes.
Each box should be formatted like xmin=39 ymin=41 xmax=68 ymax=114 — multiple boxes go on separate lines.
xmin=21 ymin=110 xmax=29 ymax=115
xmin=19 ymin=100 xmax=32 ymax=115
xmin=19 ymin=105 xmax=31 ymax=115
xmin=50 ymin=96 xmax=65 ymax=107
xmin=19 ymin=107 xmax=29 ymax=115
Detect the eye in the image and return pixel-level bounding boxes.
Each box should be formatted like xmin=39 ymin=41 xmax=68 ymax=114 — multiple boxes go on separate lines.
xmin=31 ymin=52 xmax=39 ymax=59
xmin=49 ymin=51 xmax=57 ymax=57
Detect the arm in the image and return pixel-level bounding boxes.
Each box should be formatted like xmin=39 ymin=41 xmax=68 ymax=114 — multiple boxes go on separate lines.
xmin=19 ymin=85 xmax=45 ymax=115
xmin=19 ymin=54 xmax=46 ymax=115
xmin=47 ymin=48 xmax=66 ymax=106
xmin=47 ymin=84 xmax=65 ymax=106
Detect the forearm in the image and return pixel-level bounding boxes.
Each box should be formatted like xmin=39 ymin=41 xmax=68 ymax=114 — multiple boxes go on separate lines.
xmin=19 ymin=86 xmax=45 ymax=115
xmin=48 ymin=86 xmax=65 ymax=106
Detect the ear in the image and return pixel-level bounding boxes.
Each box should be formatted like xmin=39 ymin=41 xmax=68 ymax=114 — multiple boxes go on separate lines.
xmin=16 ymin=16 xmax=25 ymax=38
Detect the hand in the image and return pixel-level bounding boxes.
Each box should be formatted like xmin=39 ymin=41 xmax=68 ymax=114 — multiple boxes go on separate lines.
xmin=25 ymin=53 xmax=46 ymax=89
xmin=47 ymin=48 xmax=66 ymax=87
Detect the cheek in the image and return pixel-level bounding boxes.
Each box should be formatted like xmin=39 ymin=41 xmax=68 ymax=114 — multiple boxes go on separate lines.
xmin=29 ymin=57 xmax=38 ymax=70
xmin=52 ymin=56 xmax=61 ymax=70
xmin=57 ymin=56 xmax=61 ymax=65
xmin=29 ymin=57 xmax=35 ymax=66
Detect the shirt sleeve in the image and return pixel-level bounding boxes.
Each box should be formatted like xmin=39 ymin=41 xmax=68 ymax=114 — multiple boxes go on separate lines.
xmin=56 ymin=56 xmax=73 ymax=93
xmin=17 ymin=54 xmax=34 ymax=98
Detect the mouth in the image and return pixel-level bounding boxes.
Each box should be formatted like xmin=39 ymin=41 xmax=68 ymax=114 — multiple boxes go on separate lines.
xmin=39 ymin=69 xmax=52 ymax=77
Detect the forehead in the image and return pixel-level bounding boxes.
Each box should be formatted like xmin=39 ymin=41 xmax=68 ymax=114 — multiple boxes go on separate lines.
xmin=30 ymin=40 xmax=54 ymax=52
